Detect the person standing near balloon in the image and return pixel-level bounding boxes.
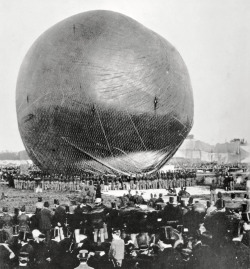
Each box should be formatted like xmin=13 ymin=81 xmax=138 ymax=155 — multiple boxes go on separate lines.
xmin=210 ymin=180 xmax=217 ymax=204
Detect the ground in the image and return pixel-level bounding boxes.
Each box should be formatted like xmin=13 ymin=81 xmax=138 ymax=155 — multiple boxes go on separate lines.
xmin=0 ymin=183 xmax=247 ymax=214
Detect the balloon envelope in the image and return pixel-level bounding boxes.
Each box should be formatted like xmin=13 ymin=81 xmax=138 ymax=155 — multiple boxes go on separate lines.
xmin=16 ymin=10 xmax=193 ymax=175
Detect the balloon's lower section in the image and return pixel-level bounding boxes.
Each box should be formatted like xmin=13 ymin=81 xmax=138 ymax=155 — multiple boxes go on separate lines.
xmin=21 ymin=105 xmax=190 ymax=175
xmin=64 ymin=143 xmax=179 ymax=175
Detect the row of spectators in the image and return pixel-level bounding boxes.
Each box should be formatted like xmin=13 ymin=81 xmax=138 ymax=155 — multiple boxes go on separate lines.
xmin=11 ymin=174 xmax=196 ymax=191
xmin=1 ymin=189 xmax=250 ymax=269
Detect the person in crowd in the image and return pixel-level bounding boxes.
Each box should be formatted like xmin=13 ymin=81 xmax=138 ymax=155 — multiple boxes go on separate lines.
xmin=35 ymin=197 xmax=43 ymax=210
xmin=126 ymin=189 xmax=133 ymax=200
xmin=53 ymin=199 xmax=67 ymax=237
xmin=214 ymin=192 xmax=225 ymax=210
xmin=163 ymin=197 xmax=182 ymax=226
xmin=205 ymin=201 xmax=217 ymax=217
xmin=155 ymin=193 xmax=164 ymax=204
xmin=0 ymin=207 xmax=13 ymax=240
xmin=148 ymin=193 xmax=156 ymax=208
xmin=91 ymin=198 xmax=108 ymax=243
xmin=33 ymin=233 xmax=50 ymax=269
xmin=132 ymin=191 xmax=139 ymax=204
xmin=18 ymin=206 xmax=30 ymax=233
xmin=107 ymin=202 xmax=120 ymax=240
xmin=187 ymin=197 xmax=194 ymax=210
xmin=224 ymin=172 xmax=230 ymax=191
xmin=95 ymin=183 xmax=102 ymax=199
xmin=87 ymin=181 xmax=96 ymax=203
xmin=180 ymin=200 xmax=189 ymax=217
xmin=120 ymin=194 xmax=129 ymax=207
xmin=136 ymin=192 xmax=144 ymax=204
xmin=18 ymin=232 xmax=34 ymax=266
xmin=109 ymin=229 xmax=125 ymax=268
xmin=73 ymin=198 xmax=91 ymax=235
xmin=210 ymin=180 xmax=217 ymax=203
xmin=38 ymin=201 xmax=54 ymax=242
xmin=75 ymin=249 xmax=94 ymax=269
xmin=229 ymin=173 xmax=234 ymax=191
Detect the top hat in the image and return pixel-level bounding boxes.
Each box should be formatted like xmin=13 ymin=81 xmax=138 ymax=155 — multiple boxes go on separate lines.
xmin=177 ymin=196 xmax=182 ymax=203
xmin=44 ymin=201 xmax=50 ymax=208
xmin=19 ymin=232 xmax=33 ymax=242
xmin=2 ymin=207 xmax=8 ymax=213
xmin=169 ymin=197 xmax=174 ymax=204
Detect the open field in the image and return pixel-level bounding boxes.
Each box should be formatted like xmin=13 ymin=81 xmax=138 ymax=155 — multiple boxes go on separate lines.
xmin=0 ymin=183 xmax=247 ymax=214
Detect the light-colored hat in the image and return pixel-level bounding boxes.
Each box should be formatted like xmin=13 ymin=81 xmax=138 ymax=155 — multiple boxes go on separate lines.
xmin=77 ymin=249 xmax=88 ymax=260
xmin=95 ymin=198 xmax=102 ymax=203
xmin=32 ymin=229 xmax=41 ymax=238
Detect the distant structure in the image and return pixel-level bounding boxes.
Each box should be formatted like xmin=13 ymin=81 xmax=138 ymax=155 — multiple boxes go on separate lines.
xmin=171 ymin=137 xmax=250 ymax=164
xmin=230 ymin=138 xmax=247 ymax=145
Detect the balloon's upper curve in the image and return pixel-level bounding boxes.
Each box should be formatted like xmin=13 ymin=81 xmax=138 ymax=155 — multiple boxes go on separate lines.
xmin=16 ymin=10 xmax=194 ymax=175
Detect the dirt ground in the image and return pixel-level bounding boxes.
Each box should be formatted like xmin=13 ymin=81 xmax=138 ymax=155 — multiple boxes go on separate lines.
xmin=0 ymin=183 xmax=246 ymax=214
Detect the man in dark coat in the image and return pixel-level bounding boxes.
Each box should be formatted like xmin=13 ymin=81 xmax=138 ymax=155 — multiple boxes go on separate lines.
xmin=0 ymin=207 xmax=13 ymax=240
xmin=53 ymin=200 xmax=67 ymax=235
xmin=163 ymin=197 xmax=182 ymax=227
xmin=18 ymin=232 xmax=34 ymax=267
xmin=33 ymin=234 xmax=50 ymax=269
xmin=90 ymin=198 xmax=108 ymax=243
xmin=39 ymin=201 xmax=54 ymax=242
xmin=18 ymin=206 xmax=30 ymax=233
xmin=215 ymin=192 xmax=225 ymax=210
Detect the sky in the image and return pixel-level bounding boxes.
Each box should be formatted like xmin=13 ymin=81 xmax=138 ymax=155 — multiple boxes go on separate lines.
xmin=0 ymin=0 xmax=250 ymax=151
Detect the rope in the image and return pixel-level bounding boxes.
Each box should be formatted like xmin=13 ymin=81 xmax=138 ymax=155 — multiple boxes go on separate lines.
xmin=125 ymin=108 xmax=147 ymax=151
xmin=113 ymin=147 xmax=141 ymax=171
xmin=95 ymin=106 xmax=113 ymax=157
xmin=61 ymin=137 xmax=128 ymax=175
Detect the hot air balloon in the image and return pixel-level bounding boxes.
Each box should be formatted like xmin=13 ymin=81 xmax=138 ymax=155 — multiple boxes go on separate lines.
xmin=16 ymin=10 xmax=193 ymax=175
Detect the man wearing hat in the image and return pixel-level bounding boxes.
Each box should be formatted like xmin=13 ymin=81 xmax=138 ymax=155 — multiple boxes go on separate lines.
xmin=38 ymin=201 xmax=54 ymax=242
xmin=18 ymin=231 xmax=34 ymax=266
xmin=35 ymin=197 xmax=43 ymax=210
xmin=53 ymin=199 xmax=66 ymax=231
xmin=17 ymin=252 xmax=31 ymax=268
xmin=18 ymin=205 xmax=30 ymax=233
xmin=155 ymin=193 xmax=164 ymax=204
xmin=0 ymin=206 xmax=13 ymax=240
xmin=33 ymin=233 xmax=50 ymax=269
xmin=90 ymin=198 xmax=108 ymax=243
xmin=109 ymin=230 xmax=125 ymax=268
xmin=215 ymin=192 xmax=225 ymax=210
xmin=74 ymin=249 xmax=94 ymax=269
xmin=155 ymin=234 xmax=183 ymax=269
xmin=163 ymin=197 xmax=182 ymax=226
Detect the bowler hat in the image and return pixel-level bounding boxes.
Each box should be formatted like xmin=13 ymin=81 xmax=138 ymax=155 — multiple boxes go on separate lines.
xmin=77 ymin=249 xmax=88 ymax=260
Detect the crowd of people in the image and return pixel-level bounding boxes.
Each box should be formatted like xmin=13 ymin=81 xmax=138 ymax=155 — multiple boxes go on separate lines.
xmin=1 ymin=187 xmax=250 ymax=269
xmin=1 ymin=162 xmax=248 ymax=194
xmin=1 ymin=170 xmax=197 ymax=192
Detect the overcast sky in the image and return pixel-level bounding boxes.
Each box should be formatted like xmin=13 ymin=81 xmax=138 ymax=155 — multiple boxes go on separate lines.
xmin=0 ymin=0 xmax=250 ymax=152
